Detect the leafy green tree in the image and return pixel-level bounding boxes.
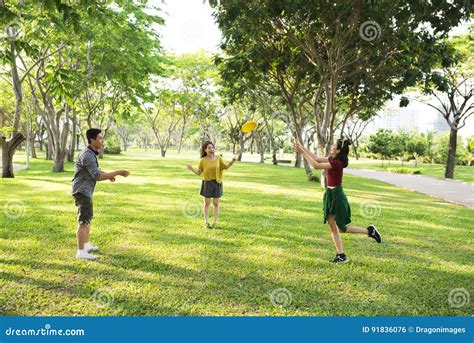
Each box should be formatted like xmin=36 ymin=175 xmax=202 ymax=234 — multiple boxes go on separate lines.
xmin=403 ymin=31 xmax=473 ymax=178
xmin=0 ymin=0 xmax=111 ymax=176
xmin=1 ymin=0 xmax=164 ymax=172
xmin=214 ymin=14 xmax=316 ymax=178
xmin=391 ymin=131 xmax=409 ymax=165
xmin=168 ymin=51 xmax=221 ymax=144
xmin=461 ymin=136 xmax=474 ymax=166
xmin=367 ymin=129 xmax=396 ymax=167
xmin=431 ymin=132 xmax=466 ymax=166
xmin=143 ymin=91 xmax=186 ymax=158
xmin=212 ymin=0 xmax=470 ymax=163
xmin=406 ymin=133 xmax=428 ymax=167
xmin=344 ymin=110 xmax=377 ymax=160
xmin=222 ymin=101 xmax=254 ymax=161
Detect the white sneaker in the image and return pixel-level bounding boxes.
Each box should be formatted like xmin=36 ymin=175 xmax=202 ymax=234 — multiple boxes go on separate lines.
xmin=84 ymin=242 xmax=99 ymax=252
xmin=76 ymin=250 xmax=97 ymax=260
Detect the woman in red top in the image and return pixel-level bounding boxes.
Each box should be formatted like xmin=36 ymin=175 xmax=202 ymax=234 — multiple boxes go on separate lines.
xmin=294 ymin=138 xmax=382 ymax=263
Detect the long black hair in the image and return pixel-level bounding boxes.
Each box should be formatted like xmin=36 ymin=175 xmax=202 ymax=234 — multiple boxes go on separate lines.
xmin=200 ymin=141 xmax=214 ymax=158
xmin=334 ymin=139 xmax=352 ymax=168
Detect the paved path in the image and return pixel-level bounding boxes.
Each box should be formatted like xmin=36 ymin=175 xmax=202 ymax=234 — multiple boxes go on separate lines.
xmin=345 ymin=168 xmax=474 ymax=209
xmin=241 ymin=157 xmax=473 ymax=208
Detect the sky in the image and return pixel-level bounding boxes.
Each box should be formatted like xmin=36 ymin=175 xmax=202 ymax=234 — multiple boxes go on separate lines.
xmin=156 ymin=0 xmax=221 ymax=54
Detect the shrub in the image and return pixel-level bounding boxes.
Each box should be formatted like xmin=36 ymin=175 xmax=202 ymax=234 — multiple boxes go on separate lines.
xmin=387 ymin=167 xmax=422 ymax=174
xmin=104 ymin=140 xmax=121 ymax=155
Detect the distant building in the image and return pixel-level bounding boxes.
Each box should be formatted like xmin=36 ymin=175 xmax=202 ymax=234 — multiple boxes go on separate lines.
xmin=372 ymin=105 xmax=418 ymax=132
xmin=430 ymin=112 xmax=451 ymax=134
xmin=364 ymin=94 xmax=470 ymax=137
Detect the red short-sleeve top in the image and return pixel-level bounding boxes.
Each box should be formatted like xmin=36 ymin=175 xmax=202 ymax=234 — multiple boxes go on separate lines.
xmin=327 ymin=157 xmax=344 ymax=187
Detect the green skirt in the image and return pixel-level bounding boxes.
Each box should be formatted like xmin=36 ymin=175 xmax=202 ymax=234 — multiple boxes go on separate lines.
xmin=323 ymin=186 xmax=351 ymax=232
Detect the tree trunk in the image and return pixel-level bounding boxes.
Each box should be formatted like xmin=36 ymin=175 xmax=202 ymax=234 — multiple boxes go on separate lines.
xmin=123 ymin=138 xmax=127 ymax=151
xmin=38 ymin=126 xmax=45 ymax=151
xmin=268 ymin=137 xmax=277 ymax=164
xmin=25 ymin=132 xmax=30 ymax=170
xmin=45 ymin=142 xmax=51 ymax=160
xmin=299 ymin=136 xmax=316 ymax=181
xmin=160 ymin=147 xmax=166 ymax=157
xmin=294 ymin=152 xmax=302 ymax=167
xmin=177 ymin=116 xmax=187 ymax=154
xmin=272 ymin=148 xmax=277 ymax=165
xmin=444 ymin=127 xmax=457 ymax=179
xmin=254 ymin=132 xmax=265 ymax=163
xmin=2 ymin=44 xmax=24 ymax=178
xmin=67 ymin=142 xmax=73 ymax=162
xmin=67 ymin=110 xmax=77 ymax=162
xmin=260 ymin=110 xmax=278 ymax=165
xmin=315 ymin=141 xmax=330 ymax=189
xmin=353 ymin=145 xmax=359 ymax=160
xmin=97 ymin=127 xmax=108 ymax=159
xmin=1 ymin=133 xmax=25 ymax=178
xmin=53 ymin=150 xmax=67 ymax=172
xmin=45 ymin=106 xmax=70 ymax=168
xmin=30 ymin=134 xmax=37 ymax=158
xmin=237 ymin=132 xmax=245 ymax=162
xmin=303 ymin=158 xmax=314 ymax=180
xmin=48 ymin=110 xmax=70 ymax=171
xmin=51 ymin=125 xmax=69 ymax=172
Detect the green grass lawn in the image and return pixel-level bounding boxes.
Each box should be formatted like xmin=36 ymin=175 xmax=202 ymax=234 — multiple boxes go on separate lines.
xmin=348 ymin=158 xmax=474 ymax=184
xmin=0 ymin=149 xmax=472 ymax=316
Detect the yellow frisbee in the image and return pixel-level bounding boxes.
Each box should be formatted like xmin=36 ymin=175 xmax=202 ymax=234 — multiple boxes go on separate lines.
xmin=241 ymin=120 xmax=258 ymax=133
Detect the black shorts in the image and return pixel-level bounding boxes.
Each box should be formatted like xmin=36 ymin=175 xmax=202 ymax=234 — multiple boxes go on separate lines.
xmin=200 ymin=180 xmax=223 ymax=198
xmin=73 ymin=193 xmax=93 ymax=225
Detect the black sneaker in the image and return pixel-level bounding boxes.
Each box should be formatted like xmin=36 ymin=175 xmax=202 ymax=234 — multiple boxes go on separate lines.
xmin=331 ymin=254 xmax=349 ymax=264
xmin=367 ymin=225 xmax=382 ymax=243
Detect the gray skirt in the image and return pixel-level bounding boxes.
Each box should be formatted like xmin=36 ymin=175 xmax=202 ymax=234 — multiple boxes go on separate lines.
xmin=200 ymin=180 xmax=223 ymax=198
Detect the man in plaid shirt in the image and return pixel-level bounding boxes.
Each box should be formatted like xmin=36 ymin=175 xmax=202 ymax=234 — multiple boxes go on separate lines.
xmin=72 ymin=128 xmax=130 ymax=260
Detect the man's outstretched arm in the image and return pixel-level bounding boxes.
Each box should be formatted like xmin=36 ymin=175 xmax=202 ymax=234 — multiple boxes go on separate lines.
xmin=98 ymin=170 xmax=129 ymax=181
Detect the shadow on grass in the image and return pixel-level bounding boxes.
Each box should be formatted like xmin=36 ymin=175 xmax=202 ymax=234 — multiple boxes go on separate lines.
xmin=1 ymin=155 xmax=473 ymax=316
